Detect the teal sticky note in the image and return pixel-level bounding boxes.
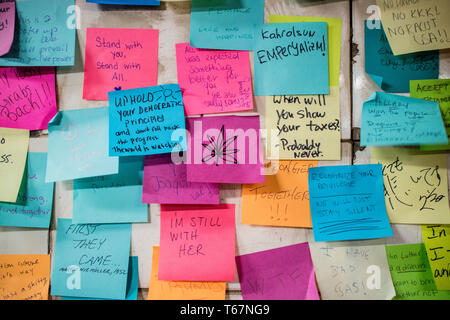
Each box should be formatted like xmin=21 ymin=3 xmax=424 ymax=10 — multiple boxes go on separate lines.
xmin=45 ymin=107 xmax=119 ymax=182
xmin=361 ymin=92 xmax=448 ymax=146
xmin=51 ymin=218 xmax=132 ymax=299
xmin=72 ymin=156 xmax=148 ymax=224
xmin=0 ymin=152 xmax=54 ymax=228
xmin=0 ymin=0 xmax=76 ymax=66
xmin=253 ymin=22 xmax=329 ymax=96
xmin=190 ymin=0 xmax=265 ymax=51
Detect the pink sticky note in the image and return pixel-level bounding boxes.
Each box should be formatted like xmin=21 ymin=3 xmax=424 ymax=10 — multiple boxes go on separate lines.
xmin=0 ymin=0 xmax=15 ymax=56
xmin=185 ymin=115 xmax=265 ymax=184
xmin=142 ymin=155 xmax=220 ymax=204
xmin=83 ymin=28 xmax=159 ymax=101
xmin=0 ymin=67 xmax=57 ymax=130
xmin=175 ymin=43 xmax=254 ymax=115
xmin=159 ymin=204 xmax=236 ymax=281
xmin=236 ymin=243 xmax=320 ymax=300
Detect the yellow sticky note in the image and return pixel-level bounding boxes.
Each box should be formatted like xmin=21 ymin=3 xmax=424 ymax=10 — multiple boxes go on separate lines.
xmin=371 ymin=147 xmax=450 ymax=224
xmin=376 ymin=0 xmax=450 ymax=55
xmin=147 ymin=247 xmax=226 ymax=300
xmin=0 ymin=128 xmax=29 ymax=203
xmin=0 ymin=254 xmax=51 ymax=300
xmin=242 ymin=160 xmax=317 ymax=228
xmin=266 ymin=86 xmax=341 ymax=160
xmin=422 ymin=225 xmax=450 ymax=290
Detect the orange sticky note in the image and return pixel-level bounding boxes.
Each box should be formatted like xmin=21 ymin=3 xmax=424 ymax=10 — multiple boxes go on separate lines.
xmin=242 ymin=160 xmax=317 ymax=228
xmin=148 ymin=247 xmax=226 ymax=300
xmin=0 ymin=254 xmax=51 ymax=300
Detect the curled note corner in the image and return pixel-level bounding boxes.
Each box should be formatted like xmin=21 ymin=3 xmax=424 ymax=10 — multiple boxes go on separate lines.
xmin=365 ymin=91 xmax=380 ymax=103
xmin=47 ymin=111 xmax=63 ymax=126
xmin=367 ymin=73 xmax=384 ymax=91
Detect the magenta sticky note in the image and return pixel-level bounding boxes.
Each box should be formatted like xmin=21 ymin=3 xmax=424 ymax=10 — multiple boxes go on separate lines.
xmin=142 ymin=155 xmax=220 ymax=204
xmin=185 ymin=115 xmax=265 ymax=184
xmin=0 ymin=67 xmax=57 ymax=130
xmin=0 ymin=0 xmax=15 ymax=56
xmin=236 ymin=243 xmax=320 ymax=300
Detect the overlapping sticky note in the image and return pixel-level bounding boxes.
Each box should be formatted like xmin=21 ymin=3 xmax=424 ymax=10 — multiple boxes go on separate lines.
xmin=87 ymin=0 xmax=159 ymax=4
xmin=242 ymin=160 xmax=316 ymax=228
xmin=175 ymin=43 xmax=253 ymax=115
xmin=371 ymin=147 xmax=450 ymax=224
xmin=361 ymin=92 xmax=448 ymax=146
xmin=422 ymin=225 xmax=450 ymax=291
xmin=0 ymin=0 xmax=15 ymax=56
xmin=236 ymin=243 xmax=319 ymax=300
xmin=148 ymin=247 xmax=226 ymax=300
xmin=159 ymin=204 xmax=235 ymax=281
xmin=308 ymin=164 xmax=393 ymax=242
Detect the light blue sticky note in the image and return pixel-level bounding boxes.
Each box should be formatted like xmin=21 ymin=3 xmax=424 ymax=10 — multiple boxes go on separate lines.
xmin=365 ymin=21 xmax=439 ymax=93
xmin=87 ymin=0 xmax=159 ymax=4
xmin=45 ymin=107 xmax=119 ymax=182
xmin=253 ymin=22 xmax=329 ymax=96
xmin=190 ymin=0 xmax=265 ymax=51
xmin=0 ymin=0 xmax=76 ymax=66
xmin=51 ymin=218 xmax=132 ymax=299
xmin=108 ymin=84 xmax=187 ymax=157
xmin=308 ymin=164 xmax=393 ymax=242
xmin=361 ymin=92 xmax=448 ymax=146
xmin=0 ymin=153 xmax=54 ymax=228
xmin=72 ymin=156 xmax=148 ymax=224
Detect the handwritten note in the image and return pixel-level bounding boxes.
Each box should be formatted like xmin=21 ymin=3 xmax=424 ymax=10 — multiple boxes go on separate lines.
xmin=308 ymin=164 xmax=393 ymax=242
xmin=87 ymin=0 xmax=159 ymax=4
xmin=242 ymin=160 xmax=317 ymax=228
xmin=51 ymin=218 xmax=132 ymax=299
xmin=361 ymin=91 xmax=448 ymax=146
xmin=0 ymin=0 xmax=15 ymax=56
xmin=422 ymin=225 xmax=450 ymax=290
xmin=0 ymin=254 xmax=50 ymax=300
xmin=45 ymin=107 xmax=119 ymax=182
xmin=371 ymin=147 xmax=450 ymax=224
xmin=236 ymin=243 xmax=319 ymax=300
xmin=83 ymin=28 xmax=158 ymax=101
xmin=175 ymin=43 xmax=253 ymax=115
xmin=159 ymin=204 xmax=235 ymax=281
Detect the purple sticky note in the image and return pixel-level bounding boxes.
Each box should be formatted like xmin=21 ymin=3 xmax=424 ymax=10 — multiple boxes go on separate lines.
xmin=142 ymin=155 xmax=220 ymax=204
xmin=236 ymin=243 xmax=320 ymax=300
xmin=185 ymin=115 xmax=265 ymax=184
xmin=0 ymin=0 xmax=15 ymax=56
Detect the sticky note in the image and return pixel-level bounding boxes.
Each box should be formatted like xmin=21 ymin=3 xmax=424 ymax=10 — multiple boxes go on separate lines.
xmin=308 ymin=164 xmax=393 ymax=242
xmin=108 ymin=84 xmax=187 ymax=157
xmin=159 ymin=204 xmax=235 ymax=281
xmin=0 ymin=67 xmax=57 ymax=130
xmin=0 ymin=0 xmax=76 ymax=66
xmin=253 ymin=22 xmax=329 ymax=96
xmin=410 ymin=79 xmax=450 ymax=151
xmin=0 ymin=153 xmax=54 ymax=228
xmin=148 ymin=247 xmax=226 ymax=300
xmin=142 ymin=155 xmax=220 ymax=205
xmin=175 ymin=43 xmax=253 ymax=115
xmin=376 ymin=0 xmax=450 ymax=55
xmin=185 ymin=115 xmax=265 ymax=184
xmin=189 ymin=0 xmax=264 ymax=51
xmin=371 ymin=147 xmax=450 ymax=224
xmin=236 ymin=243 xmax=319 ymax=300
xmin=83 ymin=28 xmax=159 ymax=101
xmin=265 ymin=86 xmax=341 ymax=160
xmin=422 ymin=225 xmax=450 ymax=291
xmin=0 ymin=254 xmax=51 ymax=300
xmin=0 ymin=0 xmax=15 ymax=56
xmin=365 ymin=22 xmax=439 ymax=93
xmin=309 ymin=241 xmax=396 ymax=300
xmin=87 ymin=0 xmax=159 ymax=4
xmin=361 ymin=91 xmax=448 ymax=146
xmin=51 ymin=218 xmax=132 ymax=299
xmin=0 ymin=127 xmax=29 ymax=203
xmin=73 ymin=157 xmax=148 ymax=224
xmin=242 ymin=160 xmax=317 ymax=228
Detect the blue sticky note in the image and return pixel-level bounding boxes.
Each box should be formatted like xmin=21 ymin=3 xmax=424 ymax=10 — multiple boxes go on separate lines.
xmin=361 ymin=92 xmax=448 ymax=146
xmin=108 ymin=84 xmax=188 ymax=157
xmin=45 ymin=107 xmax=119 ymax=182
xmin=308 ymin=164 xmax=393 ymax=242
xmin=51 ymin=218 xmax=132 ymax=299
xmin=0 ymin=153 xmax=54 ymax=228
xmin=0 ymin=0 xmax=76 ymax=66
xmin=190 ymin=0 xmax=265 ymax=51
xmin=365 ymin=21 xmax=439 ymax=93
xmin=72 ymin=156 xmax=148 ymax=224
xmin=87 ymin=0 xmax=159 ymax=5
xmin=253 ymin=22 xmax=329 ymax=96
